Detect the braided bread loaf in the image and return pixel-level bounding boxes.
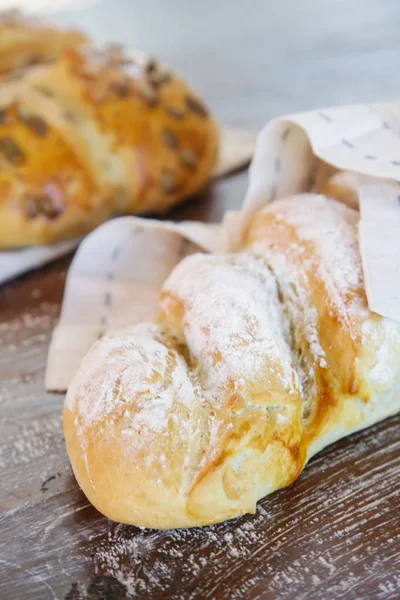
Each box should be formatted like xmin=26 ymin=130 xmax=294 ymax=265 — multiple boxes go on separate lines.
xmin=64 ymin=194 xmax=400 ymax=529
xmin=0 ymin=10 xmax=86 ymax=76
xmin=0 ymin=30 xmax=218 ymax=247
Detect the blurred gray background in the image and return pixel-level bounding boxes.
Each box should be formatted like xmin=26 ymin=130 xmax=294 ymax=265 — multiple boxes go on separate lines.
xmin=54 ymin=0 xmax=400 ymax=131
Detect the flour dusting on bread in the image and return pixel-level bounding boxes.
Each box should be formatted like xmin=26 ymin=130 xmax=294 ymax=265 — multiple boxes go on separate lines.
xmin=63 ymin=195 xmax=400 ymax=529
xmin=65 ymin=323 xmax=197 ymax=434
xmin=161 ymin=253 xmax=299 ymax=399
xmin=263 ymin=195 xmax=367 ymax=325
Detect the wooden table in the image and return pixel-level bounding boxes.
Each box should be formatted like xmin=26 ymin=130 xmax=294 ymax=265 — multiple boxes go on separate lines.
xmin=1 ymin=1 xmax=400 ymax=598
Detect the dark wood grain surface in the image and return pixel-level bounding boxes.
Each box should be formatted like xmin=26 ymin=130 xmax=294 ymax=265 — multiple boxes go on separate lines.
xmin=1 ymin=1 xmax=400 ymax=598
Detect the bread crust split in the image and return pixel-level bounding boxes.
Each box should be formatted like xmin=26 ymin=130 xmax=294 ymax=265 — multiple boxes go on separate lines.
xmin=64 ymin=194 xmax=400 ymax=529
xmin=0 ymin=13 xmax=219 ymax=248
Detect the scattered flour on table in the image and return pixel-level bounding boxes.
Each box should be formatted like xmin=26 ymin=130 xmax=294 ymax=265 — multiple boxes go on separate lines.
xmin=90 ymin=508 xmax=271 ymax=597
xmin=0 ymin=303 xmax=60 ymax=337
xmin=0 ymin=413 xmax=61 ymax=469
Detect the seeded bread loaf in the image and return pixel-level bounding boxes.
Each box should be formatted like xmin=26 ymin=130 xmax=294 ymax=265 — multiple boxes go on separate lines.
xmin=63 ymin=194 xmax=400 ymax=529
xmin=0 ymin=39 xmax=219 ymax=247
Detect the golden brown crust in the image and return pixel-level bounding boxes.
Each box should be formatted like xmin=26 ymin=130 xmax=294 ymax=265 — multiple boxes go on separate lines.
xmin=244 ymin=196 xmax=369 ymax=446
xmin=0 ymin=42 xmax=219 ymax=248
xmin=30 ymin=45 xmax=219 ymax=213
xmin=0 ymin=83 xmax=109 ymax=247
xmin=0 ymin=10 xmax=86 ymax=77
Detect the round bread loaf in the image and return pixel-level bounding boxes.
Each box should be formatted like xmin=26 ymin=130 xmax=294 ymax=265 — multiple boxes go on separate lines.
xmin=0 ymin=23 xmax=219 ymax=247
